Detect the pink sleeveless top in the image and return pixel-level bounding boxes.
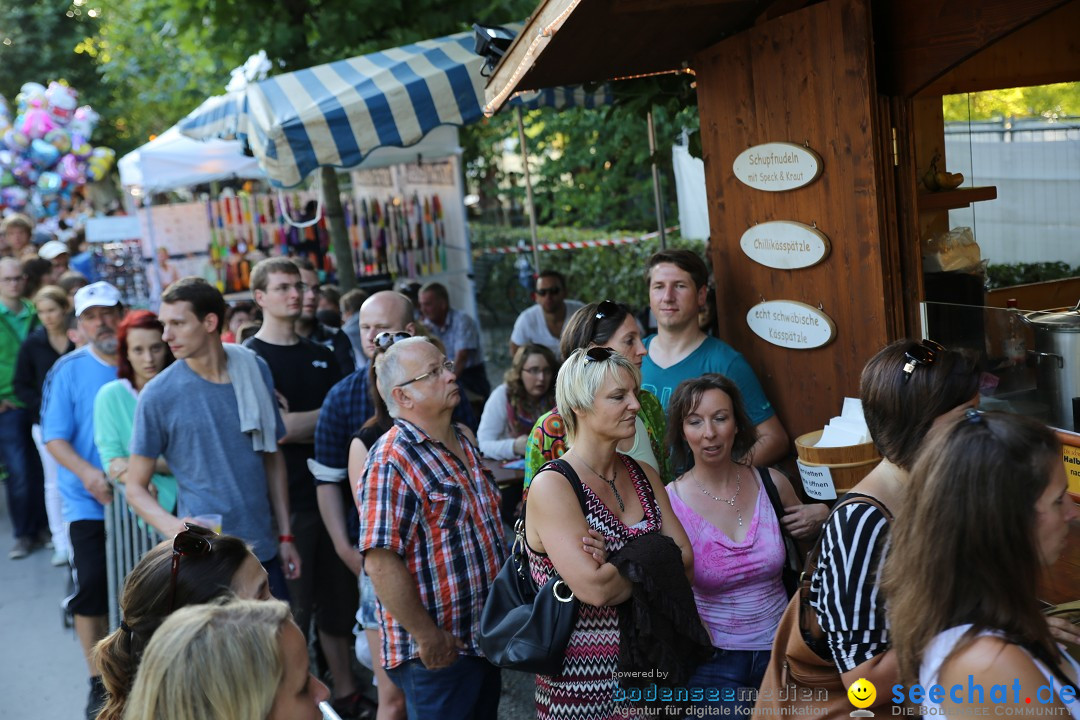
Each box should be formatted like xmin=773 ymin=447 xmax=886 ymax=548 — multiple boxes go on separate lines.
xmin=666 ymin=472 xmax=788 ymax=650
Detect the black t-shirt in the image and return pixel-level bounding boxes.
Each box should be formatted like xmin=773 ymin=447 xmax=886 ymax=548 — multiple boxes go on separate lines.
xmin=244 ymin=336 xmax=341 ymax=513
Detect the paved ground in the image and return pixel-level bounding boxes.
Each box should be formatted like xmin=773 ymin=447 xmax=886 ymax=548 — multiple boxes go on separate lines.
xmin=0 ymin=489 xmax=87 ymax=720
xmin=0 ymin=485 xmax=534 ymax=720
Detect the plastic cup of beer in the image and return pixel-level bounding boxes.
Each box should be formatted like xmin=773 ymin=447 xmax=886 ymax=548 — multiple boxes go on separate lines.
xmin=192 ymin=514 xmax=223 ymax=534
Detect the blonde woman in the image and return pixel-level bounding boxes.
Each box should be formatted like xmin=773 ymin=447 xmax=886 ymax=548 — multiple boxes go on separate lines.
xmin=123 ymin=599 xmax=329 ymax=720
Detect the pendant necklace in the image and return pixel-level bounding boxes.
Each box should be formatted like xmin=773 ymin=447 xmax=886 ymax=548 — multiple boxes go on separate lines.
xmin=693 ymin=466 xmax=743 ymax=527
xmin=574 ymin=452 xmax=625 ymax=512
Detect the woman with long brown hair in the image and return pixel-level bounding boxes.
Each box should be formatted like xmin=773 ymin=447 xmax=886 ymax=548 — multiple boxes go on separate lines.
xmin=477 ymin=343 xmax=557 ymax=459
xmin=884 ymin=411 xmax=1080 ymax=715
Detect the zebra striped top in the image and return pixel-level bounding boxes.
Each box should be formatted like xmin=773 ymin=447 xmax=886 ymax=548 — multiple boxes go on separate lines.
xmin=808 ymin=494 xmax=894 ymax=672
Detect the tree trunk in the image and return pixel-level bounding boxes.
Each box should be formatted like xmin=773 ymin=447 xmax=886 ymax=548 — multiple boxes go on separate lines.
xmin=320 ymin=166 xmax=356 ymax=290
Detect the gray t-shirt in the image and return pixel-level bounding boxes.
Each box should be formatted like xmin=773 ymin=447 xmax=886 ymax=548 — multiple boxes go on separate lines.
xmin=130 ymin=358 xmax=285 ymax=561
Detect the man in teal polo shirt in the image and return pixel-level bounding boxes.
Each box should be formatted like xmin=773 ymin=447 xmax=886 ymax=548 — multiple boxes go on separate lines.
xmin=0 ymin=256 xmax=45 ymax=560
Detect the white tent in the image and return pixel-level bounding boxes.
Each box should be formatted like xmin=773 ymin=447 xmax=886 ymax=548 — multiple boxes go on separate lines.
xmin=118 ymin=126 xmax=264 ymax=191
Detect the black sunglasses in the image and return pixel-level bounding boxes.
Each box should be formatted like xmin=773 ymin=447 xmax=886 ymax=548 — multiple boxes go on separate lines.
xmin=535 ymin=287 xmax=562 ymax=297
xmin=584 ymin=346 xmax=616 ymax=363
xmin=168 ymin=523 xmax=216 ymax=612
xmin=594 ymin=300 xmax=620 ymax=321
xmin=902 ymin=339 xmax=947 ymax=384
xmin=374 ymin=331 xmax=412 ymax=350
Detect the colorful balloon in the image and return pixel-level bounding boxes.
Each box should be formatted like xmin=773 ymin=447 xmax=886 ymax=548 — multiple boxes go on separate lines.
xmin=37 ymin=171 xmax=62 ymax=196
xmin=70 ymin=134 xmax=92 ymax=159
xmin=69 ymin=106 xmax=99 ymax=141
xmin=29 ymin=138 xmax=61 ymax=169
xmin=3 ymin=128 xmax=29 ymax=153
xmin=44 ymin=128 xmax=71 ymax=154
xmin=57 ymin=154 xmax=86 ymax=184
xmin=86 ymin=147 xmax=115 ymax=182
xmin=16 ymin=83 xmax=46 ymax=113
xmin=45 ymin=82 xmax=78 ymax=126
xmin=1 ymin=186 xmax=29 ymax=209
xmin=20 ymin=108 xmax=55 ymax=139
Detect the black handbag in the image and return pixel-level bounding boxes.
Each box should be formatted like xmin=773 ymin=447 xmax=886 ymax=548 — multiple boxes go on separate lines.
xmin=758 ymin=467 xmax=803 ymax=598
xmin=478 ymin=462 xmax=581 ymax=675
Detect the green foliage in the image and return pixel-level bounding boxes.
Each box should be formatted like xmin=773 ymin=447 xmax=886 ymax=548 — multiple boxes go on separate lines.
xmin=943 ymin=82 xmax=1080 ymax=122
xmin=470 ymin=222 xmax=705 ymax=327
xmin=986 ymin=262 xmax=1079 ymax=290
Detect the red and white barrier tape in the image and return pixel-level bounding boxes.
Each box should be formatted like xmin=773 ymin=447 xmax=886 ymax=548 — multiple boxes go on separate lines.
xmin=473 ymin=226 xmax=679 ymax=256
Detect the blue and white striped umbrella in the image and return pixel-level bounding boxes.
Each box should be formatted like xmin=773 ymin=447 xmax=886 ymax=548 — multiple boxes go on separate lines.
xmin=178 ymin=28 xmax=611 ymax=188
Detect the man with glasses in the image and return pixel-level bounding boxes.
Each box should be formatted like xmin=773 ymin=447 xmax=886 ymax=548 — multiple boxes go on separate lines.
xmin=0 ymin=257 xmax=46 ymax=560
xmin=243 ymin=258 xmax=361 ymax=715
xmin=40 ymin=281 xmax=124 ymax=719
xmin=292 ymin=258 xmax=355 ymax=376
xmin=509 ymin=270 xmax=583 ymax=360
xmin=360 ymin=336 xmax=505 ymax=720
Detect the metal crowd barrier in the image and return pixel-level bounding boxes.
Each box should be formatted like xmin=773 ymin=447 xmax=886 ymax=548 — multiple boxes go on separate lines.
xmin=104 ymin=481 xmax=165 ymax=631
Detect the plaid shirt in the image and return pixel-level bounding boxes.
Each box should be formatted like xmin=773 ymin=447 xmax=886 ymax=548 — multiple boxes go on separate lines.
xmin=313 ymin=369 xmax=477 ymax=481
xmin=358 ymin=418 xmax=506 ymax=669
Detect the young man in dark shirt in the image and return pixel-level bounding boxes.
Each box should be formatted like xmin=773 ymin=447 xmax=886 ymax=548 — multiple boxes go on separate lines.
xmin=245 ymin=258 xmax=361 ymax=715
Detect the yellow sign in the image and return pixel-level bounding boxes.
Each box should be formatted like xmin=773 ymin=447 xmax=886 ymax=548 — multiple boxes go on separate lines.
xmin=1062 ymin=444 xmax=1080 ymax=495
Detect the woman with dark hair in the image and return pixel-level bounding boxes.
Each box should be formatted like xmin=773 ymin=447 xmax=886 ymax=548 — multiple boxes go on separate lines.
xmin=523 ymin=300 xmax=670 ymax=492
xmin=884 ymin=411 xmax=1080 ymax=715
xmin=95 ymin=528 xmax=274 ymax=720
xmin=14 ymin=285 xmax=75 ymax=565
xmin=808 ymin=339 xmax=981 ymax=710
xmin=221 ymin=301 xmax=255 ymax=344
xmin=478 ymin=343 xmax=558 ymax=459
xmin=93 ymin=310 xmax=177 ymax=512
xmin=665 ymin=374 xmax=804 ymax=710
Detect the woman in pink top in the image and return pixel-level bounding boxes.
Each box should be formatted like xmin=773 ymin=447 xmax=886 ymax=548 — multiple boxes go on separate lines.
xmin=665 ymin=374 xmax=803 ymax=711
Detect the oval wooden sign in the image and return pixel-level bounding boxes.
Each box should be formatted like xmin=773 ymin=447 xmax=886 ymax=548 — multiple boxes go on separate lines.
xmin=746 ymin=300 xmax=836 ymax=350
xmin=740 ymin=221 xmax=831 ymax=270
xmin=732 ymin=142 xmax=823 ymax=192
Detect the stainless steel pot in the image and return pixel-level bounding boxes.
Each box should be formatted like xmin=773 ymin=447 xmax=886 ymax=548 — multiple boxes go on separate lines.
xmin=1023 ymin=302 xmax=1080 ymax=431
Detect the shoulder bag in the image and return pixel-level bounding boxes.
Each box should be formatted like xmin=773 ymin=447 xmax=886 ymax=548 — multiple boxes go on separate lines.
xmin=752 ymin=495 xmax=893 ymax=719
xmin=477 ymin=460 xmax=582 ymax=675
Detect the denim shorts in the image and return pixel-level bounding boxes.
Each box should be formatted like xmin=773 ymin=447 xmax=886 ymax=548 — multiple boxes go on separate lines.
xmin=358 ymin=570 xmax=378 ymax=629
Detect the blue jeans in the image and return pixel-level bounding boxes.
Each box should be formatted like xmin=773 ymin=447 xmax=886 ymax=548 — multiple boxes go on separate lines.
xmin=385 ymin=655 xmax=500 ymax=720
xmin=687 ymin=647 xmax=771 ymax=714
xmin=0 ymin=407 xmax=46 ymax=540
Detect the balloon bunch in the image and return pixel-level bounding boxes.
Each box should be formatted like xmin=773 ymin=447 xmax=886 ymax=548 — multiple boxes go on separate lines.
xmin=0 ymin=81 xmax=115 ymax=217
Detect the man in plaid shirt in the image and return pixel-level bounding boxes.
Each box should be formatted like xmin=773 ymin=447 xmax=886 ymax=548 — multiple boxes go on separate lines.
xmin=359 ymin=336 xmax=506 ymax=720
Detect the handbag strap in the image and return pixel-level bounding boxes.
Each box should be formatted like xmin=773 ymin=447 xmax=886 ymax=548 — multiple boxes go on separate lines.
xmin=517 ymin=458 xmax=592 ymax=537
xmin=800 ymin=493 xmax=894 ymax=587
xmin=757 ymin=466 xmax=794 ymax=544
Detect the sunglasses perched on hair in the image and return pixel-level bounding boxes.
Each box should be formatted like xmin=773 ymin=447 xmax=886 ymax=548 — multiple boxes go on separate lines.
xmin=584 ymin=346 xmax=616 ymax=363
xmin=374 ymin=331 xmax=412 ymax=350
xmin=535 ymin=287 xmax=562 ymax=297
xmin=594 ymin=300 xmax=620 ymax=321
xmin=902 ymin=339 xmax=947 ymax=383
xmin=168 ymin=523 xmax=216 ymax=612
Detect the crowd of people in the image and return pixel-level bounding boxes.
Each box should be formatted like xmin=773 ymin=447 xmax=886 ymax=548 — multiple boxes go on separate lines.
xmin=2 ymin=214 xmax=1078 ymax=720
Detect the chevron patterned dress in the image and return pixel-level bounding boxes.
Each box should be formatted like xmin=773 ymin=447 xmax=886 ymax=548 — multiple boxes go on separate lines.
xmin=527 ymin=454 xmax=662 ymax=720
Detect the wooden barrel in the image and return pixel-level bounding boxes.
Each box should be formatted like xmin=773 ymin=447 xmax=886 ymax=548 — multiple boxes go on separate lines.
xmin=795 ymin=431 xmax=881 ymax=494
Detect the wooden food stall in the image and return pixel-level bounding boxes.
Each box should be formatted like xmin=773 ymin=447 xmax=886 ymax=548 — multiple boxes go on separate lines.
xmin=486 ymin=0 xmax=1080 ymax=599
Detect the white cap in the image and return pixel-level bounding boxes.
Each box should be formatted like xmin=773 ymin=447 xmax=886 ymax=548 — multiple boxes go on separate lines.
xmin=38 ymin=240 xmax=69 ymax=261
xmin=74 ymin=282 xmax=122 ymax=317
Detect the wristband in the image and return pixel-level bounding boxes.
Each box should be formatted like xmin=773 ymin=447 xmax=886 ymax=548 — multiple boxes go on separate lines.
xmin=278 ymin=534 xmax=295 ymax=543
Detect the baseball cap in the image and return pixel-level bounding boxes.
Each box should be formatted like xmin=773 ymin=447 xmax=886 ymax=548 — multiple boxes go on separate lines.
xmin=74 ymin=282 xmax=122 ymax=317
xmin=38 ymin=240 xmax=69 ymax=261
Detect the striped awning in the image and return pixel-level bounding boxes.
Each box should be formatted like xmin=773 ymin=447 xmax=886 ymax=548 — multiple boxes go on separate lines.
xmin=178 ymin=28 xmax=611 ymax=188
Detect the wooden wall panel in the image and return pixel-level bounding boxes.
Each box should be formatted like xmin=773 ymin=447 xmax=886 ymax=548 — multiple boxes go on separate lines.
xmin=695 ymin=0 xmax=897 ymax=439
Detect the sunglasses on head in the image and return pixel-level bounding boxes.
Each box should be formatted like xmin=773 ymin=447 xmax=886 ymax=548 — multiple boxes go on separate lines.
xmin=535 ymin=287 xmax=562 ymax=297
xmin=594 ymin=300 xmax=620 ymax=322
xmin=374 ymin=331 xmax=412 ymax=350
xmin=902 ymin=339 xmax=947 ymax=384
xmin=168 ymin=523 xmax=216 ymax=612
xmin=584 ymin=346 xmax=616 ymax=363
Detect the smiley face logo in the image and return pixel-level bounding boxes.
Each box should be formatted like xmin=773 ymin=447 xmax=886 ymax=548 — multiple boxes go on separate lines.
xmin=847 ymin=678 xmax=876 ymax=709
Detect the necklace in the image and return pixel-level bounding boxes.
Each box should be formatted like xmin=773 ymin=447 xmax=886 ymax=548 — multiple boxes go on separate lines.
xmin=574 ymin=452 xmax=625 ymax=512
xmin=693 ymin=466 xmax=743 ymax=527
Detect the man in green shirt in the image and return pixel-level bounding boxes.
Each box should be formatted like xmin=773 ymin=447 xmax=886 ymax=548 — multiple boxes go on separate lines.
xmin=0 ymin=257 xmax=46 ymax=559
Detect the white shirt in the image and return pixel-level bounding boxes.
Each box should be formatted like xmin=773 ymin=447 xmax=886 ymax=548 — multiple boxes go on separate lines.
xmin=509 ymin=301 xmax=585 ymax=359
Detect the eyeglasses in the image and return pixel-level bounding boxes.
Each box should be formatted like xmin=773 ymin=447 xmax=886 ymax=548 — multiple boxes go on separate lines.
xmin=374 ymin=331 xmax=412 ymax=350
xmin=0 ymin=275 xmax=26 ymax=284
xmin=535 ymin=287 xmax=562 ymax=297
xmin=522 ymin=366 xmax=553 ymax=376
xmin=168 ymin=523 xmax=215 ymax=612
xmin=902 ymin=339 xmax=947 ymax=383
xmin=584 ymin=346 xmax=615 ymax=363
xmin=396 ymin=359 xmax=454 ymax=387
xmin=594 ymin=300 xmax=619 ymax=321
xmin=268 ymin=282 xmax=308 ymax=294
